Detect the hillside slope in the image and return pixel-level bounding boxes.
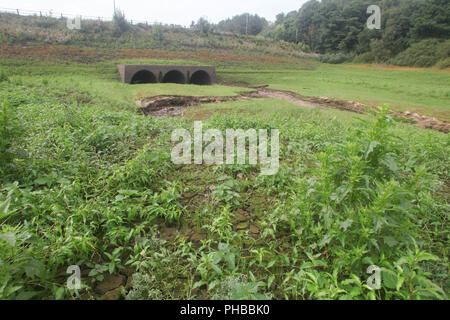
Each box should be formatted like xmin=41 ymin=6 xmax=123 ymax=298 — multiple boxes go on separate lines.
xmin=0 ymin=12 xmax=312 ymax=60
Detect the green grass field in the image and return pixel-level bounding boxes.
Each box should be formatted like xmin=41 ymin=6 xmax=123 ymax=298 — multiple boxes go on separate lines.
xmin=0 ymin=52 xmax=449 ymax=300
xmin=2 ymin=57 xmax=449 ymax=120
xmin=219 ymin=64 xmax=450 ymax=121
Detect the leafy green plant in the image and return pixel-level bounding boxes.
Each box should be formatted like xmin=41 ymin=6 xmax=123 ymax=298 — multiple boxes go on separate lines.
xmin=0 ymin=101 xmax=23 ymax=176
xmin=0 ymin=225 xmax=45 ymax=300
xmin=125 ymin=273 xmax=163 ymax=300
xmin=148 ymin=183 xmax=183 ymax=224
xmin=211 ymin=275 xmax=271 ymax=300
xmin=213 ymin=177 xmax=241 ymax=209
xmin=196 ymin=243 xmax=240 ymax=290
xmin=87 ymin=263 xmax=109 ymax=282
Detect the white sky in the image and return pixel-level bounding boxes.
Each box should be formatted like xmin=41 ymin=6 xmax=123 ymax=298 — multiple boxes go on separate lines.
xmin=0 ymin=0 xmax=308 ymax=26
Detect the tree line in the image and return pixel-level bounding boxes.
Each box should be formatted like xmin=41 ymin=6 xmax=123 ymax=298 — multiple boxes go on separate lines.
xmin=191 ymin=13 xmax=268 ymax=36
xmin=264 ymin=0 xmax=448 ymax=55
xmin=191 ymin=0 xmax=449 ymax=67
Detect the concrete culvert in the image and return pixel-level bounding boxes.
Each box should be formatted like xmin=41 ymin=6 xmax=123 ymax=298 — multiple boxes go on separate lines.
xmin=162 ymin=70 xmax=186 ymax=84
xmin=190 ymin=70 xmax=212 ymax=85
xmin=130 ymin=70 xmax=157 ymax=84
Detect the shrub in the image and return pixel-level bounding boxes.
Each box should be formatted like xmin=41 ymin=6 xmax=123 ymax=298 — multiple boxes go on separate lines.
xmin=390 ymin=39 xmax=450 ymax=67
xmin=436 ymin=57 xmax=450 ymax=69
xmin=354 ymin=52 xmax=376 ymax=64
xmin=436 ymin=40 xmax=450 ymax=61
xmin=319 ymin=53 xmax=354 ymax=64
xmin=368 ymin=39 xmax=392 ymax=63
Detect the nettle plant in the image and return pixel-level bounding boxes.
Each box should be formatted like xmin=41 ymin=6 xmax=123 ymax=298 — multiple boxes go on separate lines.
xmin=213 ymin=176 xmax=241 ymax=209
xmin=266 ymin=106 xmax=447 ymax=299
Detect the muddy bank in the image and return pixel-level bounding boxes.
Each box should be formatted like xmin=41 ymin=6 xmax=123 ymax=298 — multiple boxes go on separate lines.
xmin=391 ymin=111 xmax=449 ymax=133
xmin=136 ymin=86 xmax=449 ymax=133
xmin=254 ymin=87 xmax=371 ymax=114
xmin=136 ymin=92 xmax=259 ymax=117
xmin=254 ymin=87 xmax=449 ymax=133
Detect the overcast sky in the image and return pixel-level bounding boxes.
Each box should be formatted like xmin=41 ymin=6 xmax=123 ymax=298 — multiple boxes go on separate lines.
xmin=0 ymin=0 xmax=308 ymax=26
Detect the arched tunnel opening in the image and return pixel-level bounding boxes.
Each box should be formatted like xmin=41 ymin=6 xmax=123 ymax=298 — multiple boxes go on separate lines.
xmin=190 ymin=70 xmax=212 ymax=85
xmin=130 ymin=70 xmax=157 ymax=84
xmin=162 ymin=70 xmax=186 ymax=84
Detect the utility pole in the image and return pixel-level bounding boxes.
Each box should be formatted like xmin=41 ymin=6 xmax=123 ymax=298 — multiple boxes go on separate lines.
xmin=246 ymin=13 xmax=249 ymax=36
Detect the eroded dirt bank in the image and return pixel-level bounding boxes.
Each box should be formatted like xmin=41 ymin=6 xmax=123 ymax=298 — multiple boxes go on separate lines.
xmin=136 ymin=87 xmax=449 ymax=133
xmin=136 ymin=91 xmax=260 ymax=117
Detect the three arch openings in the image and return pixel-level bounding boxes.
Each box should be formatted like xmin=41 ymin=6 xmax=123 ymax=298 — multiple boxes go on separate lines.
xmin=117 ymin=65 xmax=216 ymax=85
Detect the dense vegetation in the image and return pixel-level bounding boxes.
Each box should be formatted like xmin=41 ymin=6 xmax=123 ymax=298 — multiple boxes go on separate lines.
xmin=0 ymin=1 xmax=448 ymax=301
xmin=0 ymin=11 xmax=308 ymax=60
xmin=264 ymin=0 xmax=450 ymax=67
xmin=215 ymin=14 xmax=269 ymax=36
xmin=1 ymin=0 xmax=449 ymax=68
xmin=0 ymin=53 xmax=448 ymax=300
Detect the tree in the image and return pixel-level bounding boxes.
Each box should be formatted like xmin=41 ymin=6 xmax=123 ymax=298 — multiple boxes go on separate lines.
xmin=113 ymin=9 xmax=130 ymax=35
xmin=296 ymin=0 xmax=320 ymax=50
xmin=216 ymin=14 xmax=268 ymax=36
xmin=194 ymin=17 xmax=212 ymax=35
xmin=411 ymin=0 xmax=450 ymax=40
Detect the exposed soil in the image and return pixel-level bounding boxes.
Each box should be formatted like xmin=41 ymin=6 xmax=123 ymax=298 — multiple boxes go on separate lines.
xmin=136 ymin=86 xmax=449 ymax=133
xmin=255 ymin=87 xmax=328 ymax=110
xmin=255 ymin=86 xmax=371 ymax=114
xmin=391 ymin=111 xmax=450 ymax=133
xmin=136 ymin=91 xmax=260 ymax=117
